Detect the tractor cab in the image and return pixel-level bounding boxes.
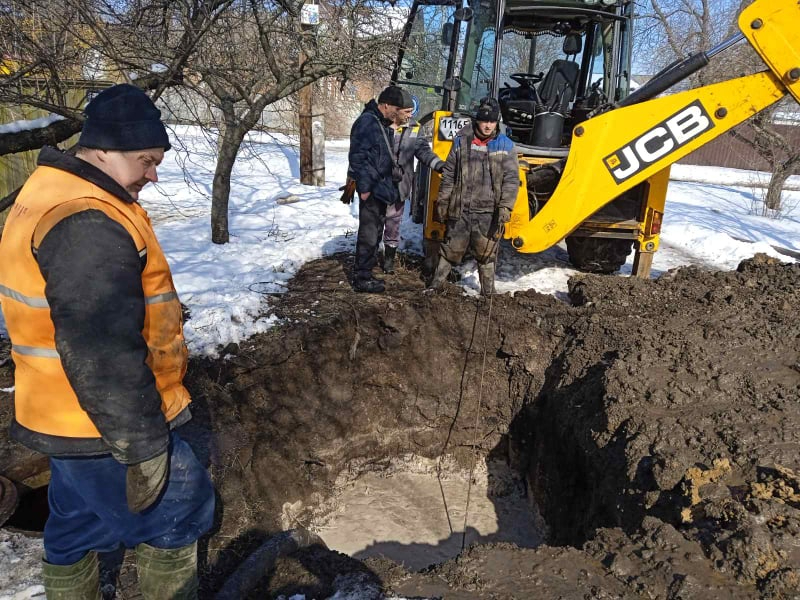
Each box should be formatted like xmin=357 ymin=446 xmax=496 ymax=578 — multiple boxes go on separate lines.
xmin=392 ymin=0 xmax=648 ymax=276
xmin=499 ymin=32 xmax=584 ymax=149
xmin=393 ymin=0 xmax=632 ymax=149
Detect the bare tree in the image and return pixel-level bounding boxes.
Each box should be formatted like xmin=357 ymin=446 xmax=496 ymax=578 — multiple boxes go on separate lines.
xmin=728 ymin=99 xmax=800 ymax=214
xmin=1 ymin=0 xmax=400 ymax=238
xmin=182 ymin=0 xmax=400 ymax=243
xmin=0 ymin=0 xmax=232 ymax=155
xmin=634 ymin=0 xmax=799 ymax=214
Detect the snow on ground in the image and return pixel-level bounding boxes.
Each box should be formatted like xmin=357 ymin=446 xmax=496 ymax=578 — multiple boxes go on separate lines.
xmin=0 ymin=531 xmax=44 ymax=600
xmin=1 ymin=125 xmax=799 ymax=598
xmin=146 ymin=125 xmax=799 ymax=354
xmin=670 ymin=163 xmax=800 ymax=191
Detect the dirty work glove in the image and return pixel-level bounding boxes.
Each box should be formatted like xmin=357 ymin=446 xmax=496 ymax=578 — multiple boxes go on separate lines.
xmin=433 ymin=201 xmax=448 ymax=224
xmin=339 ymin=178 xmax=356 ymax=205
xmin=433 ymin=160 xmax=445 ymax=174
xmin=496 ymin=206 xmax=511 ymax=225
xmin=126 ymin=451 xmax=169 ymax=513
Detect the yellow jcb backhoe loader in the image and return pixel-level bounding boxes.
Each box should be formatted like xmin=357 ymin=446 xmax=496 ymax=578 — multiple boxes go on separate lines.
xmin=393 ymin=0 xmax=800 ymax=278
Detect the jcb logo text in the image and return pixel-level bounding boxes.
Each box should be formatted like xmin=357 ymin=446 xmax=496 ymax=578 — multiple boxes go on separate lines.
xmin=603 ymin=100 xmax=714 ymax=183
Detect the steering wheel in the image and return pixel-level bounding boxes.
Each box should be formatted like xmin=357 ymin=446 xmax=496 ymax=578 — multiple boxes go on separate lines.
xmin=509 ymin=72 xmax=544 ymax=88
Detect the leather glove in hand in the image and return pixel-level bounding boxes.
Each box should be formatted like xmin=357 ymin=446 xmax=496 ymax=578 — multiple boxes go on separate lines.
xmin=339 ymin=179 xmax=356 ymax=205
xmin=126 ymin=450 xmax=169 ymax=513
xmin=496 ymin=206 xmax=512 ymax=225
xmin=433 ymin=201 xmax=448 ymax=224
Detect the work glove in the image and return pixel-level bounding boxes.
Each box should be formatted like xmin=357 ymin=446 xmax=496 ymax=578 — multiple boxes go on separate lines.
xmin=433 ymin=160 xmax=445 ymax=174
xmin=433 ymin=201 xmax=448 ymax=224
xmin=496 ymin=206 xmax=511 ymax=225
xmin=339 ymin=178 xmax=356 ymax=205
xmin=126 ymin=450 xmax=169 ymax=513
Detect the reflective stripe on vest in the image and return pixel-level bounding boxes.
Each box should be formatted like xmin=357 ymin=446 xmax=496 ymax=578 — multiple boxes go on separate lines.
xmin=13 ymin=345 xmax=59 ymax=358
xmin=145 ymin=291 xmax=179 ymax=305
xmin=0 ymin=284 xmax=178 ymax=309
xmin=0 ymin=284 xmax=49 ymax=308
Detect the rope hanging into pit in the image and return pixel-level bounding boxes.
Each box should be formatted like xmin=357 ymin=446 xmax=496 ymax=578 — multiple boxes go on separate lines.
xmin=461 ymin=290 xmax=494 ymax=551
xmin=460 ymin=220 xmax=504 ymax=550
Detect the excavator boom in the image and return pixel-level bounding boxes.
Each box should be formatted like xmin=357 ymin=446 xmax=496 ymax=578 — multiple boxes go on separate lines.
xmin=505 ymin=0 xmax=800 ymax=254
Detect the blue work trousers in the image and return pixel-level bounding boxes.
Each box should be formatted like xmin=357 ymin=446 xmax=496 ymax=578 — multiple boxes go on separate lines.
xmin=44 ymin=431 xmax=215 ymax=566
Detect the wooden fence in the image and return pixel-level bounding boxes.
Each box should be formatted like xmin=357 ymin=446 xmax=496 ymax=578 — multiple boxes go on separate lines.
xmin=679 ymin=121 xmax=800 ymax=171
xmin=4 ymin=89 xmax=797 ymax=200
xmin=0 ymin=81 xmax=111 ymax=199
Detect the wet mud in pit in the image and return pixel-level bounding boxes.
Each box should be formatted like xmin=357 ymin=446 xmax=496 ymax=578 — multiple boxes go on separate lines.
xmin=1 ymin=252 xmax=799 ymax=598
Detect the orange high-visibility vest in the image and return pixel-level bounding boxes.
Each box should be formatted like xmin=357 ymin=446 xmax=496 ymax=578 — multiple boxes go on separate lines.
xmin=0 ymin=165 xmax=190 ymax=438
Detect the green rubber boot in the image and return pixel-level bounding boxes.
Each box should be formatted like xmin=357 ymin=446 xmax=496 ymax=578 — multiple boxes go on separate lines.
xmin=428 ymin=255 xmax=452 ymax=290
xmin=42 ymin=551 xmax=101 ymax=600
xmin=135 ymin=541 xmax=198 ymax=600
xmin=478 ymin=261 xmax=496 ymax=295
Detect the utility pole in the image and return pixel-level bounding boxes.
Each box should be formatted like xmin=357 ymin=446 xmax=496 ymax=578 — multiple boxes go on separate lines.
xmin=299 ymin=3 xmax=324 ymax=186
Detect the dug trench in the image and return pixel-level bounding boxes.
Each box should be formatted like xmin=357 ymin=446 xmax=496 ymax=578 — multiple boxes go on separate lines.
xmin=1 ymin=252 xmax=799 ymax=598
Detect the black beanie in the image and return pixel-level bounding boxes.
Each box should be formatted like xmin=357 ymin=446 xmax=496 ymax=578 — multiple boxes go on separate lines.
xmin=398 ymin=88 xmax=414 ymax=109
xmin=474 ymin=97 xmax=500 ymax=122
xmin=79 ymin=84 xmax=171 ymax=151
xmin=378 ymin=85 xmax=413 ymax=108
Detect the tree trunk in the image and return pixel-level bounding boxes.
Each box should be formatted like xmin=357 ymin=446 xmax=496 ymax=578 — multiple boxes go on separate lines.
xmin=765 ymin=166 xmax=789 ymax=213
xmin=299 ymin=82 xmax=326 ymax=186
xmin=0 ymin=119 xmax=83 ymax=156
xmin=211 ymin=120 xmax=246 ymax=244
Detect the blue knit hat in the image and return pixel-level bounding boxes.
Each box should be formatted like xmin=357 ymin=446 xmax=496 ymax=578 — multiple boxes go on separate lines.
xmin=79 ymin=84 xmax=171 ymax=151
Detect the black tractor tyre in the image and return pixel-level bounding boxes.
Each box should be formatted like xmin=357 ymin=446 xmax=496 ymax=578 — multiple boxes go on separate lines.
xmin=565 ymin=236 xmax=634 ymax=274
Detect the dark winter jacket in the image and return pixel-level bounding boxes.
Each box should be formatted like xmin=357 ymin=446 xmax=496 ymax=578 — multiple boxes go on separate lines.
xmin=0 ymin=147 xmax=190 ymax=463
xmin=437 ymin=124 xmax=519 ymax=218
xmin=394 ymin=122 xmax=445 ymax=201
xmin=348 ymin=100 xmax=401 ymax=205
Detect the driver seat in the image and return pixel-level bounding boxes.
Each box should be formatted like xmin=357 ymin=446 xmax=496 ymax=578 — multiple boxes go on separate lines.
xmin=538 ymin=33 xmax=582 ymax=114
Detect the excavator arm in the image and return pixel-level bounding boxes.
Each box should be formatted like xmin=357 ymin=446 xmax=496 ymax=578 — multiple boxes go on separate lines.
xmin=505 ymin=0 xmax=800 ymax=254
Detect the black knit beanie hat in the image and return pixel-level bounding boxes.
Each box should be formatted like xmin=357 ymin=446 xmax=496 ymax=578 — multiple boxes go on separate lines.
xmin=378 ymin=85 xmax=413 ymax=109
xmin=79 ymin=84 xmax=171 ymax=151
xmin=474 ymin=97 xmax=500 ymax=122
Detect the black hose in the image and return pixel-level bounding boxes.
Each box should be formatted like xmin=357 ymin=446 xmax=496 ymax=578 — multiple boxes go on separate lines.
xmin=617 ymin=51 xmax=710 ymax=108
xmin=214 ymin=528 xmax=327 ymax=600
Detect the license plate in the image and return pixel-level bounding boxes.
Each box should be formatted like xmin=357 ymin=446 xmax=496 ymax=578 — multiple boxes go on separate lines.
xmin=438 ymin=116 xmax=471 ymax=140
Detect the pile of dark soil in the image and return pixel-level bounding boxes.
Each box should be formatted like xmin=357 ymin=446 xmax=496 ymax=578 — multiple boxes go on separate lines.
xmin=1 ymin=252 xmax=798 ymax=599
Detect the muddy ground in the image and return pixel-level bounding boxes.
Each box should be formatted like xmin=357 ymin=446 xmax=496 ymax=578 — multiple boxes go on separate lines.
xmin=1 ymin=251 xmax=799 ymax=599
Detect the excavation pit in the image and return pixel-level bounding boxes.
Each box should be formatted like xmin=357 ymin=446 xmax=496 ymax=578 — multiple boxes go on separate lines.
xmin=310 ymin=457 xmax=544 ymax=570
xmin=190 ymin=255 xmax=800 ymax=597
xmin=2 ymin=254 xmax=799 ymax=598
xmin=4 ymin=483 xmax=48 ymax=533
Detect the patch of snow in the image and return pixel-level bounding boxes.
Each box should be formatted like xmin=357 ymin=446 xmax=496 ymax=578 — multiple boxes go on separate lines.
xmin=0 ymin=530 xmax=45 ymax=600
xmin=0 ymin=115 xmax=65 ymax=135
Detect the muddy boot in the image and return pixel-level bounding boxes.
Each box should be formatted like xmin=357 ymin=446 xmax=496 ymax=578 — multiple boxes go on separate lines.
xmin=428 ymin=256 xmax=453 ymax=290
xmin=383 ymin=245 xmax=397 ymax=274
xmin=135 ymin=541 xmax=198 ymax=600
xmin=478 ymin=262 xmax=496 ymax=295
xmin=42 ymin=551 xmax=102 ymax=600
xmin=353 ymin=276 xmax=385 ymax=293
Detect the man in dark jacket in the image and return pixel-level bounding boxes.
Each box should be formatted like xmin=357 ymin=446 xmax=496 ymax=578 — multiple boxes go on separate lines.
xmin=382 ymin=93 xmax=446 ymax=274
xmin=0 ymin=84 xmax=214 ymax=599
xmin=429 ymin=97 xmax=520 ymax=295
xmin=348 ymin=85 xmax=409 ymax=292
